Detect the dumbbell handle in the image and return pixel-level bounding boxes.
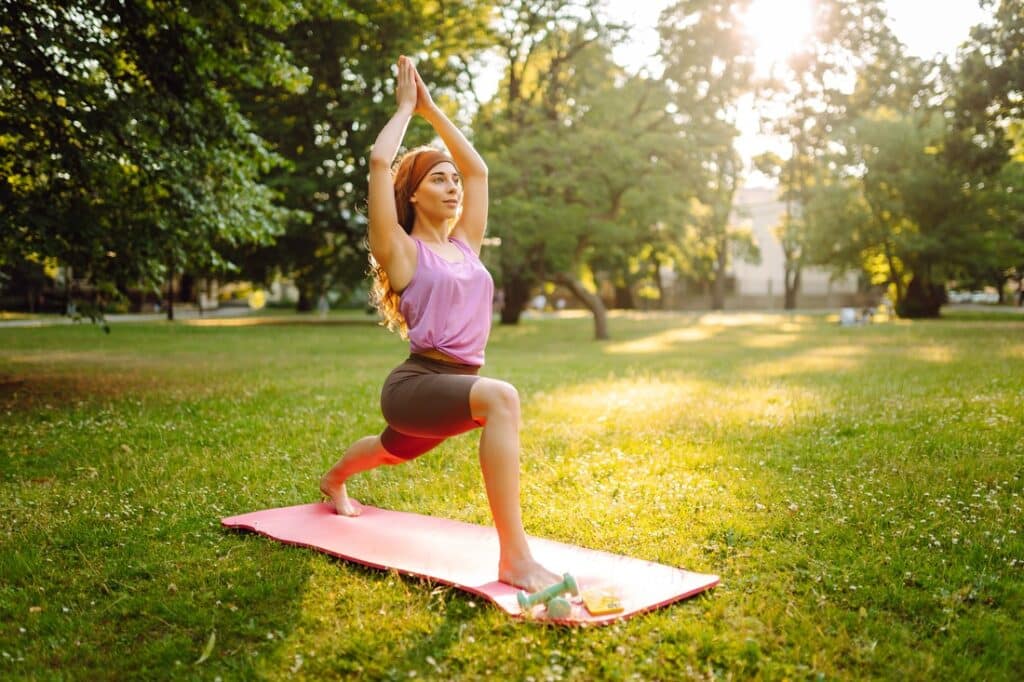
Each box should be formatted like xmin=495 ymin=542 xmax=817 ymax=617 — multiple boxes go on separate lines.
xmin=516 ymin=573 xmax=579 ymax=610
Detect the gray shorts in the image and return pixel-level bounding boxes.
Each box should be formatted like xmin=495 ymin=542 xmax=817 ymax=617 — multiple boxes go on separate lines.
xmin=379 ymin=354 xmax=482 ymax=459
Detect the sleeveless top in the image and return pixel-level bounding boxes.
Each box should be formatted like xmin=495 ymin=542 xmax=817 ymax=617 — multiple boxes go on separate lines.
xmin=399 ymin=237 xmax=494 ymax=366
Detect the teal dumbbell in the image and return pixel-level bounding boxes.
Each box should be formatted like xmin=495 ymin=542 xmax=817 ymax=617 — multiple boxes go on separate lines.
xmin=545 ymin=596 xmax=572 ymax=619
xmin=516 ymin=573 xmax=579 ymax=616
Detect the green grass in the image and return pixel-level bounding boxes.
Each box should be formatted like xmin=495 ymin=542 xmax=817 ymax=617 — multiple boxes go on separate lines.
xmin=1 ymin=312 xmax=1021 ymax=680
xmin=938 ymin=307 xmax=1024 ymax=323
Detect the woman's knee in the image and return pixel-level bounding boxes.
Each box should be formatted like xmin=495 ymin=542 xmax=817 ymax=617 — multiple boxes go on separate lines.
xmin=471 ymin=378 xmax=520 ymax=420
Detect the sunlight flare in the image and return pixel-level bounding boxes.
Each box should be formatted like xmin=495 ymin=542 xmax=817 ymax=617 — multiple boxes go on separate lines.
xmin=742 ymin=0 xmax=815 ymax=75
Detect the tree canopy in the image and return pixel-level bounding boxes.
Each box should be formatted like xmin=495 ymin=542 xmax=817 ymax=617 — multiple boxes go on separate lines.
xmin=2 ymin=0 xmax=1021 ymax=328
xmin=0 ymin=0 xmax=309 ymax=317
xmin=794 ymin=0 xmax=1024 ymax=315
xmin=227 ymin=0 xmax=495 ymax=309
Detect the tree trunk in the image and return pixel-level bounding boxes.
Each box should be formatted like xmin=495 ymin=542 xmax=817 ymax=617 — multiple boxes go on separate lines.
xmin=500 ymin=274 xmax=531 ymax=325
xmin=896 ymin=274 xmax=944 ymax=318
xmin=993 ymin=271 xmax=1008 ymax=304
xmin=166 ymin=260 xmax=175 ymax=321
xmin=179 ymin=273 xmax=195 ymax=304
xmin=296 ymin=286 xmax=314 ymax=312
xmin=555 ymin=273 xmax=609 ymax=340
xmin=65 ymin=266 xmax=73 ymax=316
xmin=653 ymin=257 xmax=666 ymax=310
xmin=613 ymin=283 xmax=634 ymax=309
xmin=782 ymin=171 xmax=796 ymax=311
xmin=711 ymin=244 xmax=727 ymax=311
xmin=784 ymin=264 xmax=801 ymax=310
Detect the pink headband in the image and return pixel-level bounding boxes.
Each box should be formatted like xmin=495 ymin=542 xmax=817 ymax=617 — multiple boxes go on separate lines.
xmin=406 ymin=149 xmax=457 ymax=195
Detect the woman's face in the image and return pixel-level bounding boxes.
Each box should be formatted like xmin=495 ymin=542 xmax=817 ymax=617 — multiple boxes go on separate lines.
xmin=411 ymin=161 xmax=462 ymax=222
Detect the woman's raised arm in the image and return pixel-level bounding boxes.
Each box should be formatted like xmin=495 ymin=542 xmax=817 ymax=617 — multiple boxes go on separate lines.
xmin=412 ymin=65 xmax=489 ymax=254
xmin=367 ymin=57 xmax=418 ymax=275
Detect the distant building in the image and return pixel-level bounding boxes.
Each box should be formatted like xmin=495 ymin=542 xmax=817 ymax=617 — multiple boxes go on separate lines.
xmin=729 ymin=186 xmax=859 ymax=308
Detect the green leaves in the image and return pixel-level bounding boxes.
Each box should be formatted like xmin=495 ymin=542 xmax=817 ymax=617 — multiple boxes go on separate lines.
xmin=477 ymin=1 xmax=740 ymax=320
xmin=779 ymin=1 xmax=1024 ymax=316
xmin=226 ymin=1 xmax=496 ymax=309
xmin=0 ymin=0 xmax=308 ymax=311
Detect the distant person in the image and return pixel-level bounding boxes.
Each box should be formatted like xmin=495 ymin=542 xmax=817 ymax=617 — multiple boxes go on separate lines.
xmin=319 ymin=56 xmax=560 ymax=591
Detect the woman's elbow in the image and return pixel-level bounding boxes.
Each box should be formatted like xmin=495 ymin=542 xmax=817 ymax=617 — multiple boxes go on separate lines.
xmin=467 ymin=160 xmax=488 ymax=178
xmin=369 ymin=153 xmax=392 ymax=170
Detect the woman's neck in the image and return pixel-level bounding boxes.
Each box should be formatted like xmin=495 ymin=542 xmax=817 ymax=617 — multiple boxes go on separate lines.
xmin=410 ymin=220 xmax=450 ymax=245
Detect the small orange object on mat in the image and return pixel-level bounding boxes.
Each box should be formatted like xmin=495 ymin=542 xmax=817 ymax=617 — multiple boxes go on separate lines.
xmin=581 ymin=588 xmax=625 ymax=616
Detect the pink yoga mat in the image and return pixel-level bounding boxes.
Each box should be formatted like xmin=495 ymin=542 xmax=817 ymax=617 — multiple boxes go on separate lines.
xmin=221 ymin=502 xmax=718 ymax=625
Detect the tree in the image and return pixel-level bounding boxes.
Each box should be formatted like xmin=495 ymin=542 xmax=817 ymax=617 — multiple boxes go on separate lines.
xmin=473 ymin=0 xmax=635 ymax=336
xmin=477 ymin=0 xmax=765 ymax=334
xmin=0 ymin=0 xmax=308 ymax=320
xmin=753 ymin=149 xmax=806 ymax=308
xmin=804 ymin=109 xmax=995 ymax=317
xmin=656 ymin=0 xmax=757 ymax=310
xmin=753 ymin=0 xmax=906 ymax=309
xmin=229 ymin=1 xmax=496 ymax=310
xmin=558 ymin=72 xmax=698 ymax=336
xmin=800 ymin=1 xmax=1024 ymax=317
xmin=945 ymin=0 xmax=1024 ymax=299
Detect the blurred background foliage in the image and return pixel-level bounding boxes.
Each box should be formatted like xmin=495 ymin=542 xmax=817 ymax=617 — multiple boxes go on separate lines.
xmin=1 ymin=0 xmax=1021 ymax=326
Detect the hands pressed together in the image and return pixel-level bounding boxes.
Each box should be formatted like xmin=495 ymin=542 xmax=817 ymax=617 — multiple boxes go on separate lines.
xmin=396 ymin=55 xmax=435 ymax=116
xmin=386 ymin=53 xmax=487 ymax=186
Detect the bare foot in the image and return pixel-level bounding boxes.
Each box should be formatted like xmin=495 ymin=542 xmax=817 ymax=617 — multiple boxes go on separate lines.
xmin=498 ymin=555 xmax=562 ymax=592
xmin=319 ymin=477 xmax=362 ymax=516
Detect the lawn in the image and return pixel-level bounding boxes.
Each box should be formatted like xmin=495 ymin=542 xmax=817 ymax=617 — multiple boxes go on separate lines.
xmin=1 ymin=312 xmax=1021 ymax=680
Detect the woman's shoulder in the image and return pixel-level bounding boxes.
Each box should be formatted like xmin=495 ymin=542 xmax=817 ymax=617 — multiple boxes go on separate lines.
xmin=448 ymin=231 xmax=482 ymax=258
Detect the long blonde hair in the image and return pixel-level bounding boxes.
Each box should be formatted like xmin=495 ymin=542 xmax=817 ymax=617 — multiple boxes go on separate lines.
xmin=368 ymin=146 xmax=451 ymax=338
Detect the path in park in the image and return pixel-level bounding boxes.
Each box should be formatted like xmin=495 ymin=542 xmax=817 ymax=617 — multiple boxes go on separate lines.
xmin=1 ymin=302 xmax=1022 ymax=329
xmin=0 ymin=305 xmax=257 ymax=328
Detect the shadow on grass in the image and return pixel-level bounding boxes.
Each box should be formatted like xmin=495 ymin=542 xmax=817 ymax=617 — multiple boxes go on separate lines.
xmin=0 ymin=322 xmax=400 ymax=412
xmin=0 ymin=511 xmax=314 ymax=678
xmin=0 ymin=371 xmax=162 ymax=412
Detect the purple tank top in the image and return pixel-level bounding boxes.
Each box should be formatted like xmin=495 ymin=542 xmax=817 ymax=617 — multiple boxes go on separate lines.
xmin=399 ymin=237 xmax=494 ymax=366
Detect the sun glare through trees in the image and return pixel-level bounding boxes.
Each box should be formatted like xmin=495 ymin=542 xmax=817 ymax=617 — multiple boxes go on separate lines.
xmin=742 ymin=0 xmax=815 ymax=76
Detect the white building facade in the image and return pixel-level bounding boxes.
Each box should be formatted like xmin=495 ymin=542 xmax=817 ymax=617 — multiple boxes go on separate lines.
xmin=728 ymin=187 xmax=860 ymax=308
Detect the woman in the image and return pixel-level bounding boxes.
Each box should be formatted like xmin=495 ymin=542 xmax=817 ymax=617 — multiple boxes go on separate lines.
xmin=320 ymin=56 xmax=560 ymax=592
